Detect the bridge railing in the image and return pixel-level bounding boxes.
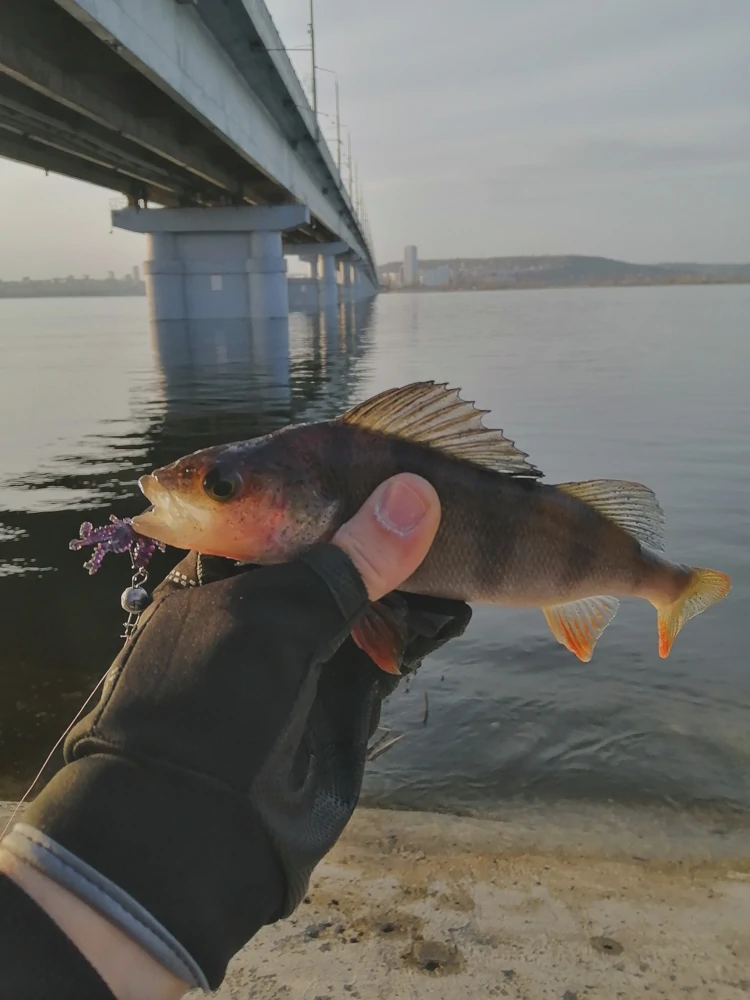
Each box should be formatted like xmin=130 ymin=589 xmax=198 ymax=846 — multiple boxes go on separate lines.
xmin=244 ymin=0 xmax=375 ymax=270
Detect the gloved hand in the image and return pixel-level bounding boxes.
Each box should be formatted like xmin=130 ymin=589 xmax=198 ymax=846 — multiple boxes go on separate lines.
xmin=5 ymin=482 xmax=471 ymax=992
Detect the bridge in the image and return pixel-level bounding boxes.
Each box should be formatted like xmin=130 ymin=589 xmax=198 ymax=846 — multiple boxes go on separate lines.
xmin=0 ymin=0 xmax=378 ymax=321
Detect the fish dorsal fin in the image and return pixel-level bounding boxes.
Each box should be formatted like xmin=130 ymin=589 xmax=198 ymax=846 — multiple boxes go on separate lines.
xmin=557 ymin=479 xmax=665 ymax=551
xmin=339 ymin=382 xmax=542 ymax=477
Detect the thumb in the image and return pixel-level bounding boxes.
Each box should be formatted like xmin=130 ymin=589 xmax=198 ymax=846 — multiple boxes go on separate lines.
xmin=332 ymin=474 xmax=441 ymax=601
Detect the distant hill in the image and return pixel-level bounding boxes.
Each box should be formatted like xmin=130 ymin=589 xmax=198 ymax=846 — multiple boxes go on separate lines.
xmin=378 ymin=255 xmax=750 ymax=290
xmin=656 ymin=262 xmax=750 ymax=280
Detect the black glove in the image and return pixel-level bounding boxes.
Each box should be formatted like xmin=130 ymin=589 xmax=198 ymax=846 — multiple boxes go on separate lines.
xmin=6 ymin=546 xmax=471 ymax=991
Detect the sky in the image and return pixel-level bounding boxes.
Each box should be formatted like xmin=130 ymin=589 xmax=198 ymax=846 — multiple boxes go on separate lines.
xmin=0 ymin=0 xmax=748 ymax=277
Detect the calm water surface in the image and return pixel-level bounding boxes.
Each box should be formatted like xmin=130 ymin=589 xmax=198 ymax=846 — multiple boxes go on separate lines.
xmin=1 ymin=287 xmax=748 ymax=823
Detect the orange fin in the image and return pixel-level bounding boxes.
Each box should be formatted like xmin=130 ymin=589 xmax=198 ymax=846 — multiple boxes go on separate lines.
xmin=657 ymin=568 xmax=731 ymax=658
xmin=352 ymin=599 xmax=408 ymax=675
xmin=543 ymin=596 xmax=619 ymax=662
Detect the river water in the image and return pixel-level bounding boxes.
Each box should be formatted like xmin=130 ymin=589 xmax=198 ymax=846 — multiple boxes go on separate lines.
xmin=1 ymin=287 xmax=748 ymax=826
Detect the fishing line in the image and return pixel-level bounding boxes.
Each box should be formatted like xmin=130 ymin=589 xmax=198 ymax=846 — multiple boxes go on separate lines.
xmin=0 ymin=666 xmax=111 ymax=841
xmin=1 ymin=546 xmax=152 ymax=842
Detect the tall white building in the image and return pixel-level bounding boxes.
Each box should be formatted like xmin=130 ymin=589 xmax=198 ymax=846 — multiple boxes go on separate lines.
xmin=403 ymin=245 xmax=418 ymax=286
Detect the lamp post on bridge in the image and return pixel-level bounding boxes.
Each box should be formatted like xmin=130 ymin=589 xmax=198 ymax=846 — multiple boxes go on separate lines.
xmin=316 ymin=66 xmax=341 ymax=174
xmin=347 ymin=130 xmax=354 ymax=202
xmin=301 ymin=5 xmax=372 ymax=289
xmin=308 ymin=0 xmax=318 ymax=140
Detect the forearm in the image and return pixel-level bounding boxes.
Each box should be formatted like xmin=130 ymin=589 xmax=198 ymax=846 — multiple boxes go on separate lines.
xmin=0 ymin=491 xmax=453 ymax=996
xmin=0 ymin=851 xmax=187 ymax=1000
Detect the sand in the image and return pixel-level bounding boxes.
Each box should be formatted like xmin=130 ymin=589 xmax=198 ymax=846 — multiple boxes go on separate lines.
xmin=3 ymin=802 xmax=750 ymax=998
xmin=199 ymin=807 xmax=750 ymax=1000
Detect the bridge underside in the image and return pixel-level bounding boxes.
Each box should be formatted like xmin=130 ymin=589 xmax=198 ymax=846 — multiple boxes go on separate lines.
xmin=0 ymin=0 xmax=352 ymax=252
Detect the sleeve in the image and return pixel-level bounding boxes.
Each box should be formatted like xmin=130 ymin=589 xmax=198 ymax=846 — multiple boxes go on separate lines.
xmin=5 ymin=546 xmax=369 ymax=992
xmin=0 ymin=873 xmax=115 ymax=1000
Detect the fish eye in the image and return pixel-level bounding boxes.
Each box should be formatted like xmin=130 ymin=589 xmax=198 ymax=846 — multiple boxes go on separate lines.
xmin=202 ymin=467 xmax=241 ymax=502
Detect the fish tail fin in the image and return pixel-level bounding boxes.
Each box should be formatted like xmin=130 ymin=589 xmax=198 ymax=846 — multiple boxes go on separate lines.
xmin=656 ymin=568 xmax=731 ymax=658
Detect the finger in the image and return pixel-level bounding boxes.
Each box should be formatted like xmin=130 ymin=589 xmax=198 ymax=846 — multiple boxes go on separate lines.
xmin=331 ymin=474 xmax=441 ymax=601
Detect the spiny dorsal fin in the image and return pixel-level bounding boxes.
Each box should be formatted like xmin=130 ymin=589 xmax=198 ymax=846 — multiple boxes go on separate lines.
xmin=543 ymin=595 xmax=620 ymax=662
xmin=339 ymin=382 xmax=542 ymax=478
xmin=557 ymin=479 xmax=665 ymax=551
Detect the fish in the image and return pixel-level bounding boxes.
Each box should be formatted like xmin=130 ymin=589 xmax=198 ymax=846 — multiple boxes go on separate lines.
xmin=132 ymin=382 xmax=731 ymax=673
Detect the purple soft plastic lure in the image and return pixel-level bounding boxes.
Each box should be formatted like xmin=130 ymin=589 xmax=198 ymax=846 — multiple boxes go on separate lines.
xmin=69 ymin=515 xmax=165 ymax=575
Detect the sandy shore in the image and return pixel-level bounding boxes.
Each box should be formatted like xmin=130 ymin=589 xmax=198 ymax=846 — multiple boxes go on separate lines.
xmin=3 ymin=802 xmax=750 ymax=998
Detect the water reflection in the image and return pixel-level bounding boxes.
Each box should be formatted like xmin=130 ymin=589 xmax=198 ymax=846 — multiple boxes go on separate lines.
xmin=3 ymin=286 xmax=749 ymax=824
xmin=0 ymin=301 xmax=375 ymax=797
xmin=151 ymin=317 xmax=291 ymax=402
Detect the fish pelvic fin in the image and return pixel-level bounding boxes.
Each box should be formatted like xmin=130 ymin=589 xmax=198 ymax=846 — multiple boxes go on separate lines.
xmin=556 ymin=479 xmax=665 ymax=551
xmin=352 ymin=599 xmax=408 ymax=675
xmin=656 ymin=568 xmax=731 ymax=658
xmin=339 ymin=381 xmax=543 ymax=478
xmin=543 ymin=595 xmax=620 ymax=662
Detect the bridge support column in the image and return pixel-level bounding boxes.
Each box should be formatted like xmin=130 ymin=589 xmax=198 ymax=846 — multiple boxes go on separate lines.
xmin=112 ymin=205 xmax=310 ymax=322
xmin=319 ymin=252 xmax=338 ymax=311
xmin=247 ymin=230 xmax=287 ymax=320
xmin=286 ymin=256 xmax=319 ymax=313
xmin=283 ymin=242 xmax=348 ymax=314
xmin=338 ymin=260 xmax=353 ymax=301
xmin=351 ymin=266 xmax=377 ymax=301
xmin=352 ymin=266 xmax=364 ymax=301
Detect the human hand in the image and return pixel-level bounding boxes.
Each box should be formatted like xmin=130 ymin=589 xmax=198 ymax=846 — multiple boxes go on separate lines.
xmin=2 ymin=475 xmax=471 ymax=996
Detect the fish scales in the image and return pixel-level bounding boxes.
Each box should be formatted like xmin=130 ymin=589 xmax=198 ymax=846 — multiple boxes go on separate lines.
xmin=308 ymin=422 xmax=654 ymax=606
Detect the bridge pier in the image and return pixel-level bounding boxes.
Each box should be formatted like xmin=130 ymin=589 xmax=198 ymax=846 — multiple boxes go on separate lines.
xmin=113 ymin=205 xmax=310 ymax=322
xmin=246 ymin=230 xmax=287 ymax=321
xmin=338 ymin=260 xmax=353 ymax=301
xmin=351 ymin=265 xmax=369 ymax=302
xmin=285 ymin=242 xmax=352 ymax=313
xmin=319 ymin=253 xmax=339 ymax=311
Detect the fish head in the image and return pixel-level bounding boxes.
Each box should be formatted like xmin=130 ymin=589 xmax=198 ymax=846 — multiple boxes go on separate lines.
xmin=131 ymin=433 xmax=339 ymax=562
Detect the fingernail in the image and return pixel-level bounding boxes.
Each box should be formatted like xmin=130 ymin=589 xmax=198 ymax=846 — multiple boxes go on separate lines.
xmin=375 ymin=479 xmax=429 ymax=535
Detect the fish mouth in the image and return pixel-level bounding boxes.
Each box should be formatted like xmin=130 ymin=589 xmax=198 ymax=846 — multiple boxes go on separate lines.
xmin=131 ymin=474 xmax=205 ymax=543
xmin=137 ymin=474 xmax=163 ymax=506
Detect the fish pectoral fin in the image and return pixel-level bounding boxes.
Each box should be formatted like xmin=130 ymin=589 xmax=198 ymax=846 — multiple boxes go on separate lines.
xmin=555 ymin=480 xmax=665 ymax=551
xmin=339 ymin=381 xmax=542 ymax=479
xmin=352 ymin=598 xmax=409 ymax=675
xmin=542 ymin=596 xmax=620 ymax=662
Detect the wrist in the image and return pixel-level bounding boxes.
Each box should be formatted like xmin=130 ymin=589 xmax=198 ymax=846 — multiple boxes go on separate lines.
xmin=0 ymin=848 xmax=188 ymax=1000
xmin=12 ymin=753 xmax=285 ymax=990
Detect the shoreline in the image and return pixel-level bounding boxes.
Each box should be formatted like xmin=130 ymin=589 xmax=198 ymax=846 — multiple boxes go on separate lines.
xmin=359 ymin=794 xmax=750 ymax=863
xmin=379 ymin=278 xmax=750 ymax=293
xmin=3 ymin=801 xmax=749 ymax=997
xmin=0 ymin=279 xmax=748 ymax=301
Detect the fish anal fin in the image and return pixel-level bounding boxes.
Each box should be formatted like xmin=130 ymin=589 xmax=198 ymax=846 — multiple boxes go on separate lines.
xmin=557 ymin=480 xmax=665 ymax=552
xmin=339 ymin=381 xmax=542 ymax=478
xmin=543 ymin=595 xmax=620 ymax=662
xmin=352 ymin=599 xmax=408 ymax=675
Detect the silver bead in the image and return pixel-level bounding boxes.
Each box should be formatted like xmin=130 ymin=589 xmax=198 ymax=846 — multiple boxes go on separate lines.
xmin=121 ymin=586 xmax=151 ymax=614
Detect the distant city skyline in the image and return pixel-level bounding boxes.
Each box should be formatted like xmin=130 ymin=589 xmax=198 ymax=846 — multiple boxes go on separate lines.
xmin=0 ymin=0 xmax=747 ymax=278
xmin=3 ymin=253 xmax=747 ymax=299
xmin=0 ymin=265 xmax=141 ymax=282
